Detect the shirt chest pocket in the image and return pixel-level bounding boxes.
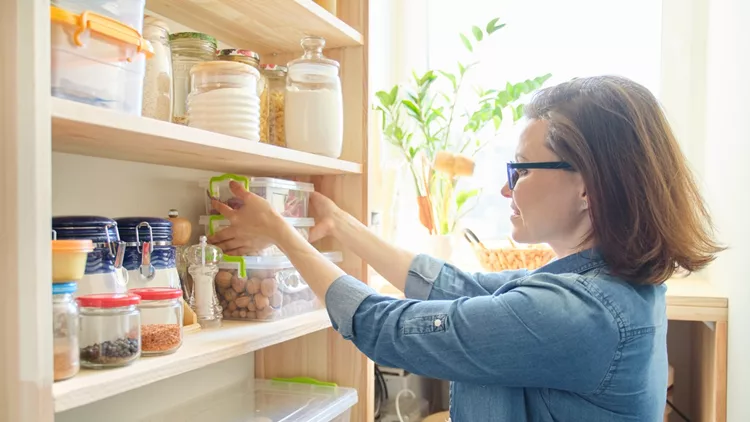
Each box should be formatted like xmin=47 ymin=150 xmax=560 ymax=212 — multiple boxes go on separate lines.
xmin=402 ymin=314 xmax=448 ymax=335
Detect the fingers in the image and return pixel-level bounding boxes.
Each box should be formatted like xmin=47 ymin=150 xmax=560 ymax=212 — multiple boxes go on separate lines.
xmin=212 ymin=199 xmax=235 ymax=219
xmin=228 ymin=180 xmax=253 ymax=200
xmin=207 ymin=227 xmax=236 ymax=244
xmin=212 ymin=238 xmax=248 ymax=253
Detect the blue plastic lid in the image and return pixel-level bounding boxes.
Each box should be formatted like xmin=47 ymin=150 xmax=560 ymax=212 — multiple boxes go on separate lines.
xmin=116 ymin=217 xmax=173 ymax=242
xmin=52 ymin=282 xmax=77 ymax=295
xmin=53 ymin=216 xmax=116 ymax=228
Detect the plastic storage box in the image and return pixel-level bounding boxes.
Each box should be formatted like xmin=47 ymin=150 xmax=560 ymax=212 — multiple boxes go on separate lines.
xmin=199 ymin=215 xmax=314 ymax=256
xmin=215 ymin=252 xmax=342 ymax=321
xmin=50 ymin=5 xmax=153 ymax=114
xmin=51 ymin=0 xmax=146 ymax=32
xmin=153 ymin=378 xmax=358 ymax=422
xmin=202 ymin=174 xmax=315 ymax=218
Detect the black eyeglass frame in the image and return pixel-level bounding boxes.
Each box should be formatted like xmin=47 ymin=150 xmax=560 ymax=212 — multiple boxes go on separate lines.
xmin=506 ymin=161 xmax=573 ymax=190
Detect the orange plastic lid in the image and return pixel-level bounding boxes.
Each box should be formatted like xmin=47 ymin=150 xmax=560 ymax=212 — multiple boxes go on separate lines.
xmin=52 ymin=239 xmax=95 ymax=253
xmin=50 ymin=6 xmax=154 ymax=59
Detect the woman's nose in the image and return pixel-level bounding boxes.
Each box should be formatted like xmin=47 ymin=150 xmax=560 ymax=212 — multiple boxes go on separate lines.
xmin=501 ymin=182 xmax=512 ymax=198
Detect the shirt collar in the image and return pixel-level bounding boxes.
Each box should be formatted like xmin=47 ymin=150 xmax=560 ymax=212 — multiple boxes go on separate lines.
xmin=531 ymin=247 xmax=607 ymax=275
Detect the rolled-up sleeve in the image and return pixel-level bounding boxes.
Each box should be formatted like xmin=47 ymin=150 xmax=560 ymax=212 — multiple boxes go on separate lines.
xmin=405 ymin=254 xmax=529 ymax=300
xmin=325 ymin=272 xmax=620 ymax=390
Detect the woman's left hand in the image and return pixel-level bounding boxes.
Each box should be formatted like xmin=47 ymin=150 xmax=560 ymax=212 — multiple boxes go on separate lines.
xmin=208 ymin=180 xmax=288 ymax=254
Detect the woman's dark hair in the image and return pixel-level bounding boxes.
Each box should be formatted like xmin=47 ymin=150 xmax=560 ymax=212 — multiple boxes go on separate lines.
xmin=524 ymin=75 xmax=724 ymax=284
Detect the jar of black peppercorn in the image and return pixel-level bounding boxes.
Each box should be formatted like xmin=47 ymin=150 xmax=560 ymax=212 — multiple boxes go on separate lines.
xmin=76 ymin=293 xmax=142 ymax=368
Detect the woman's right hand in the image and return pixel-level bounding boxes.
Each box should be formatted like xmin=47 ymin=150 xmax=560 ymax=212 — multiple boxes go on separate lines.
xmin=308 ymin=191 xmax=341 ymax=242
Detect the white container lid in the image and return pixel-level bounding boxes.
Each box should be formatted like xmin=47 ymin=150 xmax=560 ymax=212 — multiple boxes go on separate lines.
xmin=199 ymin=215 xmax=315 ymax=228
xmin=249 ymin=177 xmax=315 ymax=192
xmin=242 ymin=251 xmax=343 ymax=270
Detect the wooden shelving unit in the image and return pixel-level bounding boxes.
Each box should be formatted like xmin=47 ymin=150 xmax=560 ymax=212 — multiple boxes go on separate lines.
xmin=1 ymin=0 xmax=372 ymax=421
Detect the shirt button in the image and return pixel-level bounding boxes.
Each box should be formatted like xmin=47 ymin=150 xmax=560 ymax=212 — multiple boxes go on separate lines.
xmin=434 ymin=319 xmax=442 ymax=327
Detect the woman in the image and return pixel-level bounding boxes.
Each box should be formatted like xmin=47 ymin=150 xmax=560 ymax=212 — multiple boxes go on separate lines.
xmin=209 ymin=75 xmax=723 ymax=421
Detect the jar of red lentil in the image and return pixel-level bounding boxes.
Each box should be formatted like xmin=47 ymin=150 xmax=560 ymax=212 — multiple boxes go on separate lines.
xmin=129 ymin=287 xmax=184 ymax=355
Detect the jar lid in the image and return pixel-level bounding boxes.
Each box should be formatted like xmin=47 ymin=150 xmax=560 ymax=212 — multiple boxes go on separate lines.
xmin=169 ymin=31 xmax=217 ymax=47
xmin=129 ymin=287 xmax=183 ymax=301
xmin=190 ymin=60 xmax=261 ymax=78
xmin=53 ymin=215 xmax=117 ymax=228
xmin=218 ymin=49 xmax=260 ymax=61
xmin=53 ymin=282 xmax=78 ymax=295
xmin=52 ymin=239 xmax=94 ymax=253
xmin=77 ymin=293 xmax=141 ymax=308
xmin=260 ymin=64 xmax=288 ymax=72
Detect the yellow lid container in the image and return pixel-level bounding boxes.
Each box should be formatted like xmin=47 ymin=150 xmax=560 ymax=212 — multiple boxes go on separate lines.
xmin=52 ymin=239 xmax=94 ymax=283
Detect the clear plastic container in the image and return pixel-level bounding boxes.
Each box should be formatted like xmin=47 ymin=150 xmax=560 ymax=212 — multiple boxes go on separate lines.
xmin=51 ymin=0 xmax=146 ymax=32
xmin=53 ymin=282 xmax=80 ymax=382
xmin=285 ymin=36 xmax=344 ymax=158
xmin=50 ymin=6 xmax=153 ymax=114
xmin=51 ymin=238 xmax=94 ymax=283
xmin=170 ymin=32 xmax=217 ymax=124
xmin=216 ymin=252 xmax=342 ymax=321
xmin=202 ymin=174 xmax=315 ymax=218
xmin=260 ymin=64 xmax=288 ymax=147
xmin=187 ymin=61 xmax=261 ymax=141
xmin=129 ymin=288 xmax=183 ymax=356
xmin=199 ymin=215 xmax=314 ymax=256
xmin=77 ymin=293 xmax=141 ymax=368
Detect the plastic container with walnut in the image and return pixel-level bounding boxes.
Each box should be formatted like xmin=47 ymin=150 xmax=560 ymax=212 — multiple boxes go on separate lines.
xmin=215 ymin=252 xmax=342 ymax=322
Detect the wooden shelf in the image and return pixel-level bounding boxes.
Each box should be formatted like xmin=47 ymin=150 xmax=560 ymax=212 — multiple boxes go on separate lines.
xmin=665 ymin=276 xmax=728 ymax=322
xmin=146 ymin=0 xmax=364 ymax=54
xmin=51 ymin=98 xmax=362 ymax=176
xmin=53 ymin=309 xmax=332 ymax=413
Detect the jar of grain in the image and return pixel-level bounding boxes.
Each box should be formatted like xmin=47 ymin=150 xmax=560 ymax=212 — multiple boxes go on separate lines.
xmin=77 ymin=293 xmax=141 ymax=368
xmin=129 ymin=288 xmax=183 ymax=356
xmin=141 ymin=16 xmax=173 ymax=122
xmin=53 ymin=282 xmax=79 ymax=382
xmin=170 ymin=32 xmax=217 ymax=125
xmin=260 ymin=64 xmax=287 ymax=147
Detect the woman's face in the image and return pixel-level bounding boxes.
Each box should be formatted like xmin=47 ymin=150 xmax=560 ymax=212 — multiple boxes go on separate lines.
xmin=501 ymin=119 xmax=592 ymax=254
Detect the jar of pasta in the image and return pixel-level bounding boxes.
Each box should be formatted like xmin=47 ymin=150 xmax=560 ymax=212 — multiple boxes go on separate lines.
xmin=260 ymin=64 xmax=287 ymax=147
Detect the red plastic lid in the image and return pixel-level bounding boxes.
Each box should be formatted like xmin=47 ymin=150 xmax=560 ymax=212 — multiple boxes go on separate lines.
xmin=77 ymin=293 xmax=141 ymax=308
xmin=129 ymin=287 xmax=183 ymax=301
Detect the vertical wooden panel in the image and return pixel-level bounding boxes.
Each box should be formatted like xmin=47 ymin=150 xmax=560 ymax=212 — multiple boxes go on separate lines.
xmin=0 ymin=0 xmax=53 ymax=421
xmin=713 ymin=321 xmax=728 ymax=422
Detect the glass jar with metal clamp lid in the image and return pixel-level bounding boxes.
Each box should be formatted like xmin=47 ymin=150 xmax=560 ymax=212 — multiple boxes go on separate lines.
xmin=116 ymin=217 xmax=181 ymax=290
xmin=51 ymin=216 xmax=129 ymax=296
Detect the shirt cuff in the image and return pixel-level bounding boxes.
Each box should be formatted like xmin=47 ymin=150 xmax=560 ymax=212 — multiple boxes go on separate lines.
xmin=404 ymin=254 xmax=447 ymax=300
xmin=324 ymin=275 xmax=376 ymax=339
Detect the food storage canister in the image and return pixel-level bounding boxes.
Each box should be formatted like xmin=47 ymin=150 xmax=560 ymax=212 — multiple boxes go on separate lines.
xmin=51 ymin=0 xmax=146 ymax=32
xmin=285 ymin=36 xmax=344 ymax=158
xmin=141 ymin=16 xmax=173 ymax=122
xmin=260 ymin=64 xmax=288 ymax=147
xmin=199 ymin=215 xmax=314 ymax=256
xmin=51 ymin=235 xmax=94 ymax=283
xmin=129 ymin=288 xmax=183 ymax=356
xmin=216 ymin=252 xmax=342 ymax=322
xmin=170 ymin=32 xmax=217 ymax=125
xmin=116 ymin=217 xmax=180 ymax=290
xmin=50 ymin=6 xmax=153 ymax=114
xmin=53 ymin=282 xmax=80 ymax=381
xmin=187 ymin=61 xmax=262 ymax=141
xmin=52 ymin=216 xmax=129 ymax=296
xmin=203 ymin=174 xmax=315 ymax=218
xmin=77 ymin=293 xmax=141 ymax=368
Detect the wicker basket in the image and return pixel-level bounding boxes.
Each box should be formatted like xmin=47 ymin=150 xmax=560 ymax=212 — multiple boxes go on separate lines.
xmin=464 ymin=229 xmax=556 ymax=272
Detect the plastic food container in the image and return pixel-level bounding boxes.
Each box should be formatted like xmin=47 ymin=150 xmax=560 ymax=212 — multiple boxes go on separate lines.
xmin=51 ymin=0 xmax=146 ymax=32
xmin=51 ymin=238 xmax=94 ymax=282
xmin=53 ymin=282 xmax=80 ymax=382
xmin=77 ymin=293 xmax=141 ymax=368
xmin=50 ymin=6 xmax=153 ymax=114
xmin=216 ymin=252 xmax=342 ymax=321
xmin=116 ymin=217 xmax=180 ymax=290
xmin=129 ymin=288 xmax=183 ymax=356
xmin=52 ymin=216 xmax=130 ymax=296
xmin=199 ymin=215 xmax=314 ymax=256
xmin=202 ymin=174 xmax=315 ymax=218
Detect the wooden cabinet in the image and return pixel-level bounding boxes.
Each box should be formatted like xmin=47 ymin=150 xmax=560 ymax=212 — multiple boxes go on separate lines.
xmin=0 ymin=0 xmax=372 ymax=421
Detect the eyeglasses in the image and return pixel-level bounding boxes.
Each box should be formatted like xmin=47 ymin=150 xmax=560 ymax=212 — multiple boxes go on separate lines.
xmin=506 ymin=161 xmax=573 ymax=190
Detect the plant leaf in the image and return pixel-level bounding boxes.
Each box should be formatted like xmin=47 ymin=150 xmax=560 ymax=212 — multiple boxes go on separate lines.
xmin=375 ymin=90 xmax=393 ymax=107
xmin=458 ymin=62 xmax=466 ymax=76
xmin=486 ymin=18 xmax=506 ymax=34
xmin=402 ymin=99 xmax=421 ymax=120
xmin=456 ymin=189 xmax=480 ymax=212
xmin=439 ymin=70 xmax=457 ymax=91
xmin=493 ymin=114 xmax=503 ymax=130
xmin=460 ymin=33 xmax=473 ymax=52
xmin=472 ymin=25 xmax=483 ymax=41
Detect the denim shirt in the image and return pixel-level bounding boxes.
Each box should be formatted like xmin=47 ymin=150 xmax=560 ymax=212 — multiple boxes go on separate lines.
xmin=325 ymin=250 xmax=668 ymax=422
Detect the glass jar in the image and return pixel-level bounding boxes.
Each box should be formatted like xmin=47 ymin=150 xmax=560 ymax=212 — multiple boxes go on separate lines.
xmin=129 ymin=288 xmax=183 ymax=356
xmin=77 ymin=293 xmax=141 ymax=368
xmin=53 ymin=282 xmax=80 ymax=382
xmin=170 ymin=32 xmax=217 ymax=125
xmin=187 ymin=61 xmax=261 ymax=141
xmin=285 ymin=36 xmax=344 ymax=158
xmin=261 ymin=64 xmax=288 ymax=147
xmin=142 ymin=16 xmax=173 ymax=122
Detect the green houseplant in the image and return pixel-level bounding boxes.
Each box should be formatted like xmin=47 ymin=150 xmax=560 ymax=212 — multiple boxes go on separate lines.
xmin=375 ymin=18 xmax=552 ymax=238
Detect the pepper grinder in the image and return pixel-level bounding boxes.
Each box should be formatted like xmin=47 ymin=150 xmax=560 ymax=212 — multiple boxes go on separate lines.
xmin=186 ymin=235 xmax=223 ymax=328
